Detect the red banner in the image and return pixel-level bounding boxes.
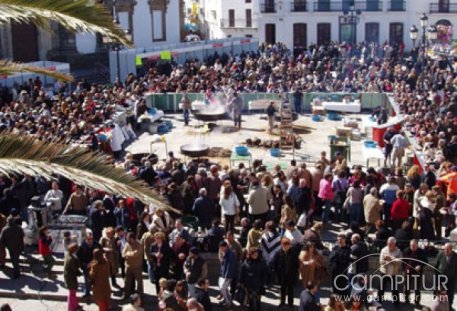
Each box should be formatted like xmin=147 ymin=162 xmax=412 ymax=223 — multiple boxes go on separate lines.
xmin=212 ymin=43 xmax=223 ymax=48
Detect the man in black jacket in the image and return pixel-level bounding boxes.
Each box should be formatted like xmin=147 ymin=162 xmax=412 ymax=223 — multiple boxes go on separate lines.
xmin=349 ymin=233 xmax=368 ymax=276
xmin=435 ymin=242 xmax=457 ymax=310
xmin=403 ymin=239 xmax=427 ymax=304
xmin=192 ymin=188 xmax=214 ymax=230
xmin=0 ymin=216 xmax=24 ymax=278
xmin=274 ymin=237 xmax=299 ymax=308
xmin=195 ymin=278 xmax=212 ymax=311
xmin=240 ymin=247 xmax=267 ymax=311
xmin=77 ymin=231 xmax=101 ymax=297
xmin=329 ymin=234 xmax=351 ymax=296
xmin=184 ymin=247 xmax=207 ymax=298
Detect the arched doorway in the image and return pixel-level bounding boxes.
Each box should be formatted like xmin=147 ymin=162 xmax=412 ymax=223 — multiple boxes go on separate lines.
xmin=435 ymin=19 xmax=453 ymax=45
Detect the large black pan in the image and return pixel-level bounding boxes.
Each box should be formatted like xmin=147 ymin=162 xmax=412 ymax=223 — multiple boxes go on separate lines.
xmin=180 ymin=143 xmax=210 ymax=157
xmin=193 ymin=111 xmax=227 ymax=121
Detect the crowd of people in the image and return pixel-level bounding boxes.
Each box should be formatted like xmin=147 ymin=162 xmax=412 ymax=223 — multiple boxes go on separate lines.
xmin=0 ymin=39 xmax=455 ymax=311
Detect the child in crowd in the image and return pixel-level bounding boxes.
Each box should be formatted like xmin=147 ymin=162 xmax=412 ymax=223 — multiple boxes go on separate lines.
xmin=38 ymin=226 xmax=55 ymax=277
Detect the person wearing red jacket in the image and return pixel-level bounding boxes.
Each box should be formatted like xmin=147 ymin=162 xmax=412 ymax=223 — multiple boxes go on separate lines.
xmin=38 ymin=226 xmax=55 ymax=276
xmin=390 ymin=190 xmax=410 ymax=231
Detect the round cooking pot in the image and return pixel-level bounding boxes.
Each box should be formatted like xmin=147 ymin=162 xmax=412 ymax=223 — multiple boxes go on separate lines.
xmin=180 ymin=144 xmax=210 ymax=157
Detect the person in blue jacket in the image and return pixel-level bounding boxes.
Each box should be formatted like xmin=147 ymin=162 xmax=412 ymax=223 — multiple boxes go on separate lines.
xmin=218 ymin=241 xmax=238 ymax=307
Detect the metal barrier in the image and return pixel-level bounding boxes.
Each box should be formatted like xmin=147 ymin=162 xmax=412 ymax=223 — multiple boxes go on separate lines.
xmin=145 ymin=92 xmax=388 ymax=112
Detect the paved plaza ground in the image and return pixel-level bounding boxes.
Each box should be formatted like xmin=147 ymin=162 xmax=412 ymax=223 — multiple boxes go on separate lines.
xmin=126 ymin=112 xmax=371 ymax=168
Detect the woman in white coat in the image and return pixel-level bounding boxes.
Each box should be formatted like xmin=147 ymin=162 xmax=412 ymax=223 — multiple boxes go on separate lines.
xmin=219 ymin=180 xmax=239 ymax=232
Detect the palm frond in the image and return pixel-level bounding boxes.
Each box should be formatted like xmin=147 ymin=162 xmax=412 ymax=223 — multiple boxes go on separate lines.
xmin=0 ymin=60 xmax=74 ymax=82
xmin=0 ymin=0 xmax=131 ymax=46
xmin=0 ymin=134 xmax=176 ymax=213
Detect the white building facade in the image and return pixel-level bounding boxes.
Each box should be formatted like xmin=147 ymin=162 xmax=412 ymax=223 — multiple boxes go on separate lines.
xmin=253 ymin=0 xmax=456 ymax=50
xmin=185 ymin=0 xmax=260 ymax=40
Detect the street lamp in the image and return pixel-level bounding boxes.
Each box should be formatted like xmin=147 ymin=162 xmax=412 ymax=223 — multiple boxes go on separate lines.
xmin=341 ymin=4 xmax=361 ymax=46
xmin=419 ymin=13 xmax=428 ymax=46
xmin=103 ymin=0 xmax=133 ymax=83
xmin=427 ymin=25 xmax=438 ymax=43
xmin=409 ymin=25 xmax=418 ymax=47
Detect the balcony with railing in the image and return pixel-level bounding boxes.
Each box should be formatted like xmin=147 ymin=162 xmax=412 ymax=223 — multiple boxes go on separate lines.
xmin=313 ymin=1 xmax=382 ymax=12
xmin=261 ymin=3 xmax=277 ymax=13
xmin=387 ymin=1 xmax=405 ymax=11
xmin=220 ymin=19 xmax=257 ymax=28
xmin=291 ymin=0 xmax=307 ymax=11
xmin=429 ymin=2 xmax=457 ymax=13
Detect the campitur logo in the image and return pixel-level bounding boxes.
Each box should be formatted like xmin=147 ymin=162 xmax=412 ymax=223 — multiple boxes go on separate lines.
xmin=332 ymin=253 xmax=449 ymax=303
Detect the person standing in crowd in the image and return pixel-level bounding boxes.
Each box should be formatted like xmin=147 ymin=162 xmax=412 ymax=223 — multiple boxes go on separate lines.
xmin=329 ymin=234 xmax=350 ymax=296
xmin=168 ymin=218 xmax=190 ymax=246
xmin=99 ymin=227 xmax=120 ymax=288
xmin=151 ymin=207 xmax=173 ymax=233
xmin=44 ymin=181 xmax=64 ymax=217
xmin=260 ymin=221 xmax=281 ymax=284
xmin=219 ymin=180 xmax=239 ymax=232
xmin=64 ymin=243 xmax=82 ymax=311
xmin=207 ymin=165 xmax=222 ymax=219
xmin=346 ymin=180 xmax=363 ymax=225
xmin=293 ymin=87 xmax=303 ymax=114
xmin=390 ymin=190 xmax=410 ymax=231
xmin=122 ymin=232 xmax=144 ymax=300
xmin=318 ymin=173 xmax=334 ymax=224
xmin=403 ymin=239 xmax=427 ymax=305
xmin=390 ymin=131 xmax=409 ymax=169
xmin=226 ymin=230 xmax=243 ymax=298
xmin=363 ymin=187 xmax=382 ymax=233
xmin=435 ymin=242 xmax=457 ymax=310
xmin=240 ymin=247 xmax=267 ymax=311
xmin=192 ymin=188 xmax=214 ymax=230
xmin=419 ymin=190 xmax=437 ymax=240
xmin=247 ymin=180 xmax=272 ymax=223
xmin=230 ymin=92 xmax=243 ymax=129
xmin=218 ymin=241 xmax=237 ymax=307
xmin=114 ymin=199 xmax=131 ymax=231
xmin=181 ymin=92 xmax=191 ymax=126
xmin=38 ymin=226 xmax=55 ymax=277
xmin=77 ymin=231 xmax=101 ymax=298
xmin=89 ymin=248 xmax=111 ymax=311
xmin=90 ymin=200 xmax=105 ymax=242
xmin=266 ymin=101 xmax=276 ymax=133
xmin=439 ymin=165 xmax=457 ymax=200
xmin=246 ymin=219 xmax=263 ymax=250
xmin=298 ymin=281 xmax=320 ymax=311
xmin=299 ymin=241 xmax=326 ymax=288
xmin=275 ymin=237 xmax=299 ymax=308
xmin=184 ymin=247 xmax=208 ymax=298
xmin=150 ymin=231 xmax=172 ymax=293
xmin=332 ymin=171 xmax=348 ymax=223
xmin=170 ymin=233 xmax=189 ymax=280
xmin=383 ymin=127 xmax=396 ymax=167
xmin=380 ymin=176 xmax=399 ymax=226
xmin=195 ymin=278 xmax=212 ymax=311
xmin=348 ymin=233 xmax=368 ymax=279
xmin=63 ymin=185 xmax=88 ymax=216
xmin=378 ymin=237 xmax=402 ymax=306
xmin=0 ymin=215 xmax=24 ymax=279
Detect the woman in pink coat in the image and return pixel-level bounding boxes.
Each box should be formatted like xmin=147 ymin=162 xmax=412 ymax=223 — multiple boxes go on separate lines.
xmin=318 ymin=173 xmax=334 ymax=223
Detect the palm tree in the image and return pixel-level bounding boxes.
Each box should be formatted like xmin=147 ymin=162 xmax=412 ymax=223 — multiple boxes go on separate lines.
xmin=0 ymin=1 xmax=173 ymax=212
xmin=0 ymin=0 xmax=131 ymax=81
xmin=0 ymin=134 xmax=175 ymax=212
